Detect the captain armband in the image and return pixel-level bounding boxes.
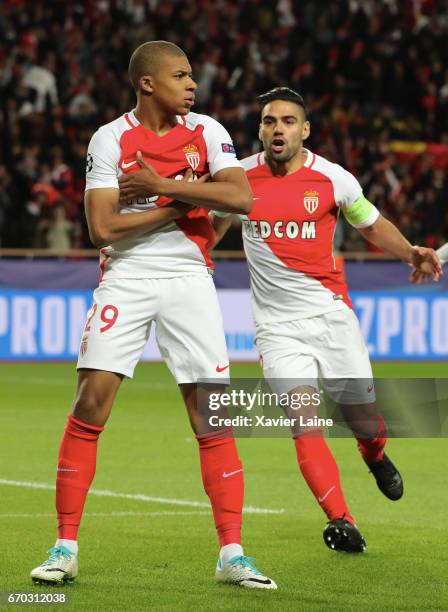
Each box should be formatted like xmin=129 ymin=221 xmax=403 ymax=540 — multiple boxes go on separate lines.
xmin=342 ymin=195 xmax=380 ymax=228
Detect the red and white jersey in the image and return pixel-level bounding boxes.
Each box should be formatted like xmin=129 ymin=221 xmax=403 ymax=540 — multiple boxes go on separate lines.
xmin=85 ymin=109 xmax=241 ymax=278
xmin=241 ymin=149 xmax=378 ymax=325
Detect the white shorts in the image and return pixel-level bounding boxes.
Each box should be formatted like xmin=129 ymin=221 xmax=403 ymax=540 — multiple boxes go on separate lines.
xmin=255 ymin=307 xmax=375 ymax=404
xmin=77 ymin=274 xmax=229 ymax=384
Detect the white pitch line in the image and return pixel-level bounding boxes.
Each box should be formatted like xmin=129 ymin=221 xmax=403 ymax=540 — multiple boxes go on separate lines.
xmin=1 ymin=375 xmax=172 ymax=390
xmin=0 ymin=375 xmax=70 ymax=386
xmin=0 ymin=479 xmax=284 ymax=515
xmin=0 ymin=511 xmax=210 ymax=518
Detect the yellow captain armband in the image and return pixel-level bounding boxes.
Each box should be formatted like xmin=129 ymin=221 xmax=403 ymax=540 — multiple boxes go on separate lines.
xmin=342 ymin=194 xmax=380 ymax=228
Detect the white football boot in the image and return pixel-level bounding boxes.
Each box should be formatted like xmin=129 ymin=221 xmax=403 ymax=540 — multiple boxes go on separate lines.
xmin=31 ymin=546 xmax=78 ymax=584
xmin=215 ymin=555 xmax=277 ymax=589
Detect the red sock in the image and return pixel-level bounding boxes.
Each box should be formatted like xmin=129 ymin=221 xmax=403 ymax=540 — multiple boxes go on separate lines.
xmin=356 ymin=414 xmax=387 ymax=464
xmin=294 ymin=431 xmax=354 ymax=524
xmin=56 ymin=414 xmax=104 ymax=540
xmin=196 ymin=428 xmax=244 ymax=546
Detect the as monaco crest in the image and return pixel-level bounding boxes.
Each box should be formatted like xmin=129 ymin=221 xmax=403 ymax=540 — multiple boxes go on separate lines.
xmin=304 ymin=190 xmax=319 ymax=214
xmin=184 ymin=144 xmax=200 ymax=171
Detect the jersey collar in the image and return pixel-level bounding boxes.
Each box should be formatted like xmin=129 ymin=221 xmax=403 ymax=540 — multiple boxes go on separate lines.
xmin=127 ymin=109 xmax=139 ymax=127
xmin=128 ymin=109 xmax=187 ymax=128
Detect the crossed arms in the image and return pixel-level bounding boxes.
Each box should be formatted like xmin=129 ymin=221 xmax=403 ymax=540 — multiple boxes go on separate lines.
xmin=85 ymin=155 xmax=251 ymax=248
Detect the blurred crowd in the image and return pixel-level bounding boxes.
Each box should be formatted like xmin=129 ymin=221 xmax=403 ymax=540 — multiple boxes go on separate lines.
xmin=1 ymin=0 xmax=447 ymax=252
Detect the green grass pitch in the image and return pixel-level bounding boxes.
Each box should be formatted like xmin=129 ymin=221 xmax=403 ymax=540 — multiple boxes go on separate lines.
xmin=0 ymin=362 xmax=447 ymax=611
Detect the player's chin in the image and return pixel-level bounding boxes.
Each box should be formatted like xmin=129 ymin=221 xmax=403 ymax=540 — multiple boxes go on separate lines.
xmin=177 ymin=103 xmax=192 ymax=115
xmin=269 ymin=150 xmax=290 ymax=162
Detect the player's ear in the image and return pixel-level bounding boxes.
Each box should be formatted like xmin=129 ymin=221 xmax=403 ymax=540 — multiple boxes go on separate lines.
xmin=139 ymin=75 xmax=154 ymax=95
xmin=258 ymin=123 xmax=263 ymax=142
xmin=302 ymin=121 xmax=310 ymax=142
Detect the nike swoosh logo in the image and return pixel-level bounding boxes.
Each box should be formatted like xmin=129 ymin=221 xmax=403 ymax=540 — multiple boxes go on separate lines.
xmin=216 ymin=364 xmax=229 ymax=373
xmin=222 ymin=469 xmax=243 ymax=478
xmin=318 ymin=485 xmax=335 ymax=503
xmin=121 ymin=159 xmax=138 ymax=169
xmin=253 ymin=197 xmax=260 ymax=200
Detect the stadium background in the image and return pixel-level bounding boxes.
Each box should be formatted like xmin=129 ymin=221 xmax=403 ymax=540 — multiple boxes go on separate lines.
xmin=0 ymin=1 xmax=447 ymax=610
xmin=0 ymin=0 xmax=447 ymax=361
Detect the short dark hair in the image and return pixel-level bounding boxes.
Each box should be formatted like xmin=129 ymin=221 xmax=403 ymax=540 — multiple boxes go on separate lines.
xmin=257 ymin=87 xmax=307 ymax=116
xmin=128 ymin=40 xmax=187 ymax=92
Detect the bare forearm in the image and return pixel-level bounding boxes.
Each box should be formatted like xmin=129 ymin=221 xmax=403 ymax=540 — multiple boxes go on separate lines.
xmin=158 ymin=178 xmax=251 ymax=213
xmin=87 ymin=203 xmax=185 ymax=247
xmin=210 ymin=213 xmax=235 ymax=246
xmin=358 ymin=216 xmax=413 ymax=262
xmin=103 ymin=207 xmax=183 ymax=245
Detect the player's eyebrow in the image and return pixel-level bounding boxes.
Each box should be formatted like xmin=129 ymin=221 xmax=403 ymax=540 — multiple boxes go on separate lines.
xmin=172 ymin=70 xmax=193 ymax=77
xmin=262 ymin=114 xmax=298 ymax=122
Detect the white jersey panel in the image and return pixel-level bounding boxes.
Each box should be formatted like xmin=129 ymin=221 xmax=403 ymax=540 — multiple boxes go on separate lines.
xmin=243 ymin=232 xmax=346 ymax=325
xmin=310 ymin=155 xmax=362 ymax=208
xmin=310 ymin=154 xmax=379 ymax=227
xmin=184 ymin=112 xmax=242 ymax=176
xmin=99 ymin=222 xmax=212 ymax=278
xmin=241 ymin=152 xmax=262 ymax=172
xmin=85 ymin=116 xmax=128 ymax=190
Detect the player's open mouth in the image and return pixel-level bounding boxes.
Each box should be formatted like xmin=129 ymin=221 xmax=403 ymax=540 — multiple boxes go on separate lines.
xmin=271 ymin=138 xmax=286 ymax=153
xmin=185 ymin=98 xmax=195 ymax=107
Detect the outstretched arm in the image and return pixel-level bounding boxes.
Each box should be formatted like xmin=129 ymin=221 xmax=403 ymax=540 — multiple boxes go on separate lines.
xmin=357 ymin=215 xmax=442 ymax=281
